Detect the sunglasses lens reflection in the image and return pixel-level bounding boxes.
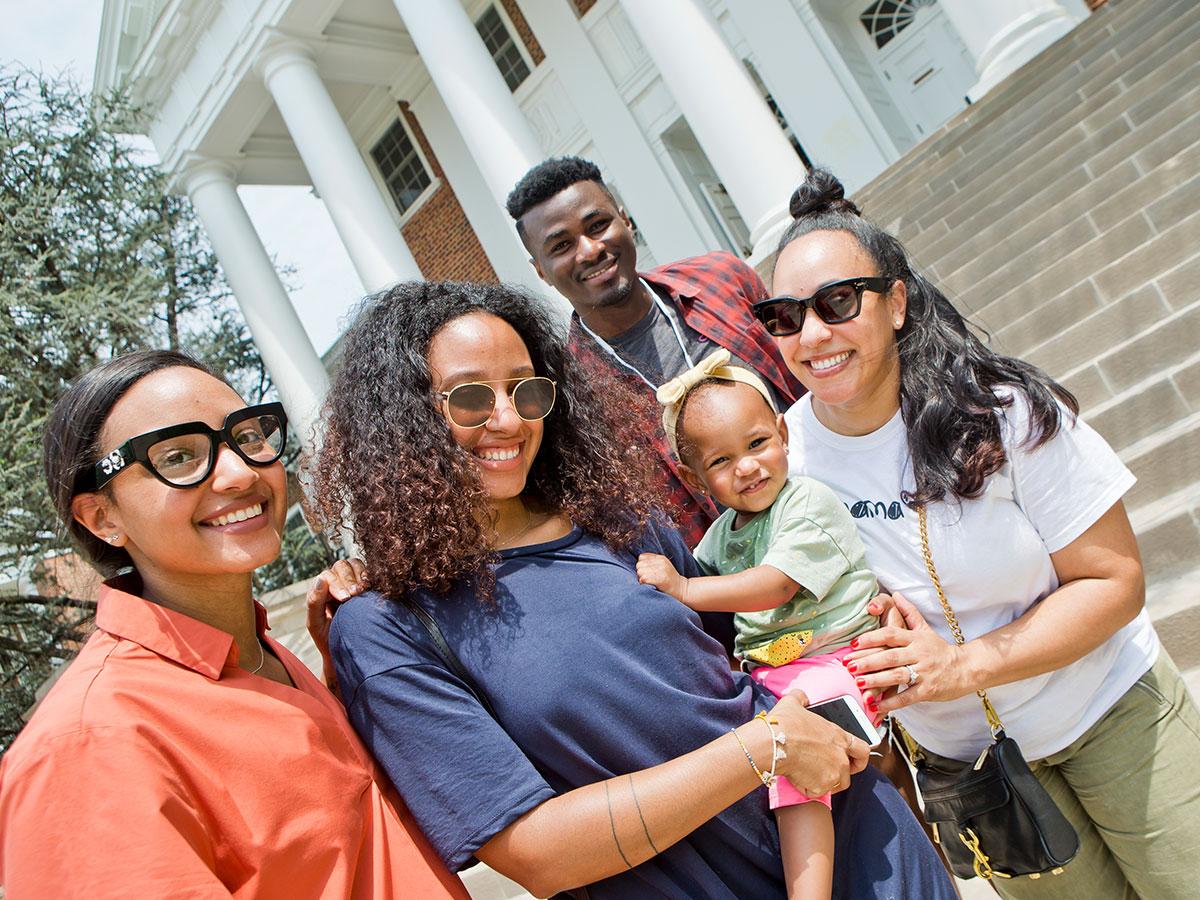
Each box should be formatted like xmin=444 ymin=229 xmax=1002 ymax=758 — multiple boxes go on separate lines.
xmin=813 ymin=283 xmax=860 ymax=323
xmin=446 ymin=383 xmax=496 ymax=428
xmin=513 ymin=377 xmax=556 ymax=421
xmin=446 ymin=378 xmax=557 ymax=428
xmin=767 ymin=302 xmax=806 ymax=336
xmin=233 ymin=414 xmax=286 ymax=462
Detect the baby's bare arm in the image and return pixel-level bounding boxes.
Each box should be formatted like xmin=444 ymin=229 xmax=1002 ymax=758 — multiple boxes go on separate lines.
xmin=637 ymin=553 xmax=800 ymax=612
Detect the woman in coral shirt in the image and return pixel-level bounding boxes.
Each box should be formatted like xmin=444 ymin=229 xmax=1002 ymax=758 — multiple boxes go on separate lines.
xmin=0 ymin=350 xmax=466 ymax=900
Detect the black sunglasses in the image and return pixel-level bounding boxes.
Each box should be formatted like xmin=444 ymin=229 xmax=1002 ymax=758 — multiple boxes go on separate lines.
xmin=753 ymin=277 xmax=893 ymax=337
xmin=84 ymin=402 xmax=288 ymax=492
xmin=436 ymin=376 xmax=557 ymax=429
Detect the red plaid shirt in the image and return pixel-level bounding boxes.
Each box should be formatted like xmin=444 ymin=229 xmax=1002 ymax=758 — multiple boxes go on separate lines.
xmin=568 ymin=251 xmax=805 ymax=547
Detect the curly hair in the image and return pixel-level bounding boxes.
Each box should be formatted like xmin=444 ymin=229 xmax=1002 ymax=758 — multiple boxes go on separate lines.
xmin=506 ymin=156 xmax=617 ymax=239
xmin=777 ymin=169 xmax=1079 ymax=508
xmin=310 ymin=281 xmax=666 ymax=602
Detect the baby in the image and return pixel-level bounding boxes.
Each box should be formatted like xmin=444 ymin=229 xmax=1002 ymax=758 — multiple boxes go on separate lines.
xmin=637 ymin=349 xmax=879 ymax=900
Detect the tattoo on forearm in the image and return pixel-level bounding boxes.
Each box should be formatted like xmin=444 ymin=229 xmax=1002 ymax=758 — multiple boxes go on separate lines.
xmin=628 ymin=775 xmax=660 ymax=856
xmin=605 ymin=780 xmax=634 ymax=869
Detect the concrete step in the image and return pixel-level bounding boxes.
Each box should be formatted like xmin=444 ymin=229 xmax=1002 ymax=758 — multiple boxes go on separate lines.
xmin=460 ymin=864 xmax=533 ymax=900
xmin=979 ymin=215 xmax=1200 ymax=376
xmin=1149 ymin=570 xmax=1200 ymax=677
xmin=942 ymin=0 xmax=1195 ymax=167
xmin=910 ymin=51 xmax=1200 ymax=259
xmin=861 ymin=7 xmax=1199 ymax=250
xmin=1085 ymin=353 xmax=1200 ymax=454
xmin=1129 ymin=486 xmax=1200 ymax=589
xmin=983 ymin=146 xmax=1200 ymax=361
xmin=853 ymin=0 xmax=1147 ymax=202
xmin=856 ymin=0 xmax=1187 ymax=218
xmin=924 ymin=83 xmax=1200 ymax=282
xmin=929 ymin=70 xmax=1200 ymax=289
xmin=1122 ymin=411 xmax=1200 ymax=511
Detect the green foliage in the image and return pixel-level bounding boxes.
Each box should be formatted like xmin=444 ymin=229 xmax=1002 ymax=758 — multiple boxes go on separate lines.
xmin=0 ymin=67 xmax=331 ymax=749
xmin=0 ymin=594 xmax=96 ymax=752
xmin=0 ymin=66 xmax=264 ymax=573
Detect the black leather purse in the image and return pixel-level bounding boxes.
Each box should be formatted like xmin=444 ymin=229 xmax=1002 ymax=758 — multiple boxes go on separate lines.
xmin=903 ymin=508 xmax=1079 ymax=881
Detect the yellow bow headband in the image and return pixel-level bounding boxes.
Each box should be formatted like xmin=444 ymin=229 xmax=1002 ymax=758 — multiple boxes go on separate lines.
xmin=656 ymin=348 xmax=777 ymax=459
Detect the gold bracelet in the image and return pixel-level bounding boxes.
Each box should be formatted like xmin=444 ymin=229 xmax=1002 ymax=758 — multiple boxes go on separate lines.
xmin=755 ymin=711 xmax=788 ymax=786
xmin=730 ymin=726 xmax=772 ymax=788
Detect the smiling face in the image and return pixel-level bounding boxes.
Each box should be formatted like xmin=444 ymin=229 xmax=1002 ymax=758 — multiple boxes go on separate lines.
xmin=771 ymin=230 xmax=907 ymax=436
xmin=678 ymin=382 xmax=789 ymax=525
xmin=427 ymin=312 xmax=544 ymax=515
xmin=76 ymin=367 xmax=287 ymax=590
xmin=519 ymin=180 xmax=642 ymax=322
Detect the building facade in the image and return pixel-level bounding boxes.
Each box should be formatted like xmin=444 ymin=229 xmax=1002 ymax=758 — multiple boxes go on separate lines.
xmin=95 ymin=0 xmax=1093 ymax=440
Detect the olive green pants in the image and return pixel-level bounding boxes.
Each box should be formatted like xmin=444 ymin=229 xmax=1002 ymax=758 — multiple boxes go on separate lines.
xmin=991 ymin=650 xmax=1200 ymax=900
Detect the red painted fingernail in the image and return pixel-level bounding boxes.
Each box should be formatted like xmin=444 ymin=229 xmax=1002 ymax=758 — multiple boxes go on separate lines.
xmin=847 ymin=663 xmax=858 ymax=673
xmin=850 ymin=639 xmax=860 ymax=649
xmin=867 ymin=698 xmax=878 ymax=710
xmin=856 ymin=678 xmax=867 ymax=689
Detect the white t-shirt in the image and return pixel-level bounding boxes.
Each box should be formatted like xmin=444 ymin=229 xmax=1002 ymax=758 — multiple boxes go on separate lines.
xmin=785 ymin=392 xmax=1159 ymax=761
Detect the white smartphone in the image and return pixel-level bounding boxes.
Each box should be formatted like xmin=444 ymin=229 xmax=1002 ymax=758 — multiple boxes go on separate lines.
xmin=807 ymin=694 xmax=882 ymax=747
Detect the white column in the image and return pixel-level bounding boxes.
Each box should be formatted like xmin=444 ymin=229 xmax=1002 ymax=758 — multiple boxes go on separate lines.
xmin=519 ymin=0 xmax=707 ymax=263
xmin=390 ymin=0 xmax=542 ymax=210
xmin=616 ymin=0 xmax=806 ymax=262
xmin=938 ymin=0 xmax=1083 ymax=101
xmin=257 ymin=41 xmax=422 ymax=292
xmin=183 ymin=160 xmax=329 ymax=446
xmin=408 ymin=84 xmax=548 ymax=292
xmin=723 ymin=0 xmax=893 ymax=193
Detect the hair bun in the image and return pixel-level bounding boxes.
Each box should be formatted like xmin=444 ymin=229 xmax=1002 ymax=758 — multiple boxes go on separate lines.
xmin=788 ymin=168 xmax=860 ymax=219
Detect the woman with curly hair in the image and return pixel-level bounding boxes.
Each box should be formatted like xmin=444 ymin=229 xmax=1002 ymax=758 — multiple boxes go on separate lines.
xmin=307 ymin=280 xmax=955 ymax=899
xmin=762 ymin=168 xmax=1200 ymax=897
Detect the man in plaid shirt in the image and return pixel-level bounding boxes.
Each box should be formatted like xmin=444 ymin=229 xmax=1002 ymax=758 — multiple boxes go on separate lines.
xmin=507 ymin=157 xmax=804 ymax=548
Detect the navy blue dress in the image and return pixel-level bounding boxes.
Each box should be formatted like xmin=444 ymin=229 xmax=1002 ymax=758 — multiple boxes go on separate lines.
xmin=330 ymin=521 xmax=954 ymax=899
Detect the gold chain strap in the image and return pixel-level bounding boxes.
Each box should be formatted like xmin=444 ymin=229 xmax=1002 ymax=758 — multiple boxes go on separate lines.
xmin=917 ymin=506 xmax=1005 ymax=735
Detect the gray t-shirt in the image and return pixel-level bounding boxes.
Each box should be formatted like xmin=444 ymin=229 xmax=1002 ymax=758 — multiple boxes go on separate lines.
xmin=608 ymin=287 xmax=787 ymax=410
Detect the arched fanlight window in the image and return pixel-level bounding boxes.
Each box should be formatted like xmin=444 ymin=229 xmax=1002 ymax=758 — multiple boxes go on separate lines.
xmin=859 ymin=0 xmax=937 ymax=49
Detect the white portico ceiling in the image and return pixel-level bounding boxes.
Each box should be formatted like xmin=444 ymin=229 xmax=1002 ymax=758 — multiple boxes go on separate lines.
xmin=96 ymin=0 xmax=424 ymax=187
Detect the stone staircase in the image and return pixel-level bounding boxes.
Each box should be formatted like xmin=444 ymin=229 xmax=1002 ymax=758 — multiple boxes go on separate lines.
xmin=852 ymin=0 xmax=1200 ymax=684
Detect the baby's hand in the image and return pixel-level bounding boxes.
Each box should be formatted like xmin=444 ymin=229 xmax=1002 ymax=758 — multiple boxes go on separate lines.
xmin=636 ymin=553 xmax=688 ymax=602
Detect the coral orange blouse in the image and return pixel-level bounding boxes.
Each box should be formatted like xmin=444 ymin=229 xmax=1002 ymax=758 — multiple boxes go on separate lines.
xmin=0 ymin=582 xmax=467 ymax=900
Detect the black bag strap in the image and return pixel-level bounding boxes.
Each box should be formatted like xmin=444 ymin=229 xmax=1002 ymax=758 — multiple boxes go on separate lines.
xmin=397 ymin=596 xmax=499 ymax=721
xmin=397 ymin=596 xmax=589 ymax=899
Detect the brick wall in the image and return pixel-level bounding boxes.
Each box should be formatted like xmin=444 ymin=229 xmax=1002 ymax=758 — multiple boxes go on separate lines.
xmin=500 ymin=0 xmax=545 ymax=65
xmin=398 ymin=103 xmax=498 ymax=284
xmin=572 ymin=0 xmax=599 ymax=17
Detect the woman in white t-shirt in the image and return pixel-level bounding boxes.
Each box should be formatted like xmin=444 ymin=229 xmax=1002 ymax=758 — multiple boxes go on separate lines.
xmin=753 ymin=168 xmax=1200 ymax=899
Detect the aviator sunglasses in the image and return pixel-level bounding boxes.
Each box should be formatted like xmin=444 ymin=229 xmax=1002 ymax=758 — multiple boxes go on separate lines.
xmin=83 ymin=402 xmax=288 ymax=492
xmin=437 ymin=376 xmax=557 ymax=429
xmin=752 ymin=277 xmax=893 ymax=337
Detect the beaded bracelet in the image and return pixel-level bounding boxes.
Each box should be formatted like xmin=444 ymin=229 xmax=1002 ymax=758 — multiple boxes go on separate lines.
xmin=731 ymin=712 xmax=788 ymax=788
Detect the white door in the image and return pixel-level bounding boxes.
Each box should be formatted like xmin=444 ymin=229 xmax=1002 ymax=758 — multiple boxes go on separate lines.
xmin=858 ymin=1 xmax=977 ymax=139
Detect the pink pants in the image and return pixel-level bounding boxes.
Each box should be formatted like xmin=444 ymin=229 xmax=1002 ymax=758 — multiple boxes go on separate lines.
xmin=749 ymin=646 xmax=870 ymax=809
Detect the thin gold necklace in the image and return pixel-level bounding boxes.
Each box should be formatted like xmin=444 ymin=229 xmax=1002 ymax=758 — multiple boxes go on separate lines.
xmin=495 ymin=506 xmax=538 ymax=549
xmin=250 ymin=639 xmax=266 ymax=675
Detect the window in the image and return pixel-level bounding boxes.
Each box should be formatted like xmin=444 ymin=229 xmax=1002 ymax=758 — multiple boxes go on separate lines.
xmin=476 ymin=5 xmax=531 ymax=92
xmin=370 ymin=119 xmax=431 ymax=216
xmin=859 ymin=0 xmax=936 ymax=49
